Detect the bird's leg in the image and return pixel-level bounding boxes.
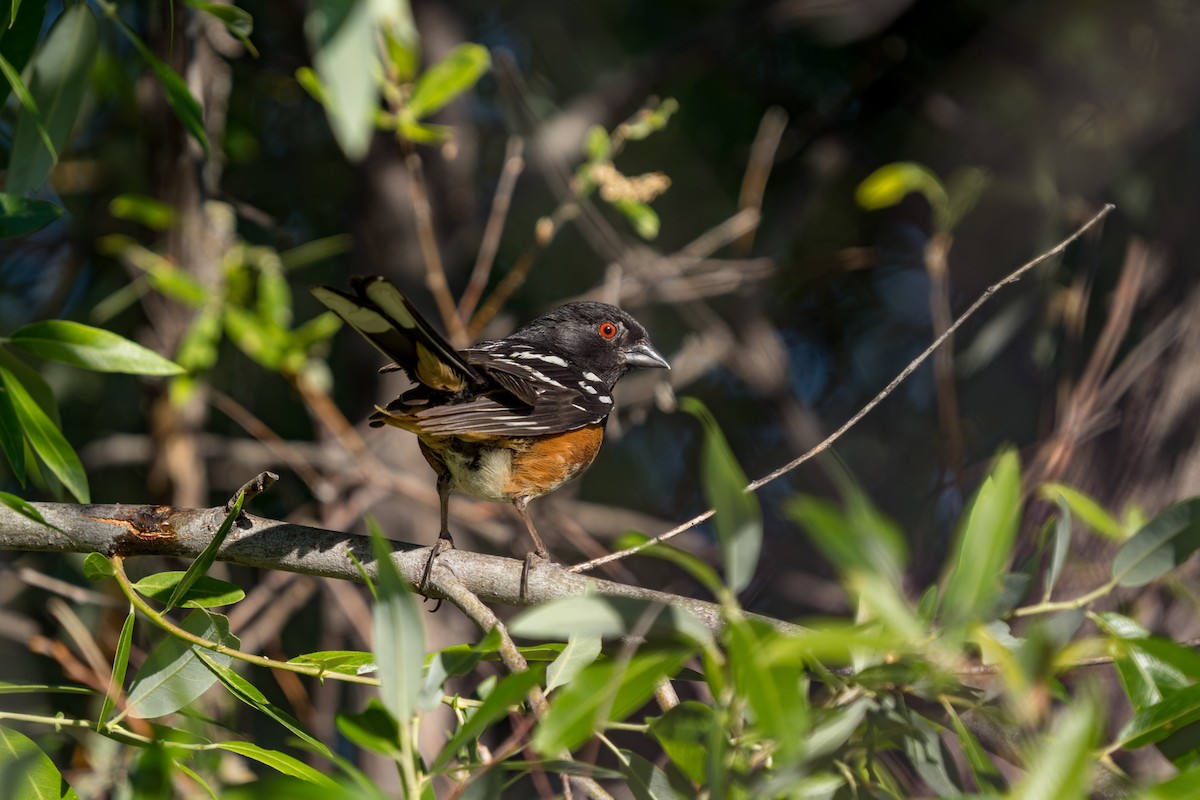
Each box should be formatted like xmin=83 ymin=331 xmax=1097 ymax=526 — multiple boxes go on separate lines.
xmin=420 ymin=472 xmax=455 ymax=596
xmin=514 ymin=497 xmax=549 ymax=601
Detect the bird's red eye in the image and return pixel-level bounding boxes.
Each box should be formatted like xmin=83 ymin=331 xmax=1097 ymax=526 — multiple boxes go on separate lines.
xmin=598 ymin=322 xmax=618 ymax=340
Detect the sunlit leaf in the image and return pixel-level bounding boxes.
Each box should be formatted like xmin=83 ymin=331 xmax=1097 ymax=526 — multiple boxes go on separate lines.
xmin=854 ymin=161 xmax=948 ymax=214
xmin=336 ymin=699 xmax=400 ymax=758
xmin=432 ymin=666 xmax=545 ymax=772
xmin=725 ymin=615 xmax=809 ymax=757
xmin=1117 ymin=683 xmax=1200 ymax=750
xmin=369 ymin=527 xmax=425 ymax=722
xmin=679 ymin=397 xmax=761 ymax=594
xmin=216 ymin=741 xmax=338 ymax=787
xmin=613 ymin=532 xmax=724 ymax=598
xmin=108 ymin=194 xmax=176 ymax=230
xmin=0 ymin=725 xmax=81 ymax=799
xmin=546 ymin=632 xmax=603 ymax=694
xmin=10 ymin=320 xmax=184 ymax=375
xmin=509 ymin=595 xmax=712 ymax=646
xmin=0 ymin=363 xmax=87 ymax=502
xmin=0 ymin=491 xmax=56 ymax=529
xmin=306 ymin=0 xmax=381 ymax=160
xmin=82 ymin=553 xmax=114 ymax=581
xmin=612 ymin=198 xmax=660 ymax=240
xmin=132 ymin=572 xmax=245 ymax=608
xmin=186 ymin=1 xmax=257 ymax=57
xmin=940 ymin=450 xmax=1021 ymax=628
xmin=620 ymin=749 xmax=684 ymax=800
xmin=126 ymin=611 xmax=238 ymax=719
xmin=1039 ymin=482 xmax=1123 ymax=541
xmin=407 ymin=42 xmax=489 ymax=121
xmin=163 ymin=492 xmax=245 ymax=613
xmin=1042 ymin=493 xmax=1072 ymax=600
xmin=1112 ymin=499 xmax=1200 ymax=587
xmin=97 ymin=605 xmax=135 ymax=730
xmin=290 ymin=650 xmax=377 ymax=676
xmin=648 ymin=701 xmax=715 ymax=785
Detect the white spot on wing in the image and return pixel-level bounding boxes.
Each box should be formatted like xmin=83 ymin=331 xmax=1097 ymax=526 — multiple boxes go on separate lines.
xmin=583 ymin=371 xmax=600 ymax=382
xmin=598 ymin=395 xmax=612 ymax=404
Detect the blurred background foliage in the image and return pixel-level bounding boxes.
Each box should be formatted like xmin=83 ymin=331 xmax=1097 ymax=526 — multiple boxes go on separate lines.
xmin=5 ymin=0 xmax=1200 ymax=794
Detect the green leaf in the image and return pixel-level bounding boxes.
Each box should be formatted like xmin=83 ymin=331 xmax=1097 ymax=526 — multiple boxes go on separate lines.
xmin=98 ymin=238 xmax=209 ymax=307
xmin=1117 ymin=683 xmax=1200 ymax=750
xmin=583 ymin=125 xmax=610 ymax=162
xmin=1042 ymin=493 xmax=1072 ymax=600
xmin=1039 ymin=482 xmax=1123 ymax=540
xmin=611 ymin=198 xmax=660 ymax=240
xmin=163 ymin=492 xmax=245 ymax=613
xmin=620 ymin=749 xmax=683 ymax=800
xmin=186 ymin=1 xmax=257 ymax=57
xmin=216 ymin=741 xmax=338 ymax=787
xmin=336 ymin=700 xmax=401 ymax=758
xmin=939 ymin=166 xmax=990 ymax=231
xmin=0 ymin=725 xmax=82 ymax=800
xmin=196 ymin=649 xmax=333 ymax=758
xmin=110 ymin=18 xmax=209 ymax=156
xmin=432 ymin=666 xmax=545 ymax=772
xmin=805 ymin=698 xmax=869 ymax=760
xmin=82 ymin=552 xmax=115 ymax=581
xmin=1094 ymin=613 xmax=1188 ymax=711
xmin=942 ymin=700 xmax=1002 ymax=790
xmin=725 ymin=615 xmax=809 ymax=757
xmin=126 ymin=611 xmax=239 ymax=719
xmin=0 ymin=0 xmax=47 ymax=111
xmin=679 ymin=397 xmax=761 ymax=594
xmin=1141 ymin=767 xmax=1200 ymax=799
xmin=647 ymin=701 xmax=716 ymax=785
xmin=0 ymin=682 xmax=92 ymax=696
xmin=6 ymin=4 xmax=98 ymax=195
xmin=509 ymin=595 xmax=712 ymax=646
xmin=534 ymin=647 xmax=692 ymax=754
xmin=0 ymin=366 xmax=26 ymax=483
xmin=306 ymin=0 xmax=382 ymax=161
xmin=1012 ymin=700 xmax=1098 ymax=800
xmin=108 ymin=194 xmax=176 ymax=231
xmin=940 ymin=450 xmax=1021 ymax=628
xmin=854 ymin=161 xmax=948 ymax=214
xmin=10 ymin=320 xmax=184 ymax=375
xmin=546 ymin=632 xmax=603 ymax=694
xmin=132 ymin=572 xmax=245 ymax=608
xmin=0 ymin=362 xmax=88 ymax=502
xmin=97 ymin=605 xmax=135 ymax=730
xmin=1112 ymin=499 xmax=1200 ymax=587
xmin=369 ymin=527 xmax=425 ymax=722
xmin=788 ymin=487 xmax=907 ymax=582
xmin=0 ymin=491 xmax=56 ymax=530
xmin=289 ymin=650 xmax=377 ymax=676
xmin=0 ymin=194 xmax=62 ymax=238
xmin=407 ymin=42 xmax=490 ymax=121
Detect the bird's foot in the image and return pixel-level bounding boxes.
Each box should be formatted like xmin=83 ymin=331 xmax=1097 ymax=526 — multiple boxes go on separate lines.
xmin=420 ymin=537 xmax=455 ymax=610
xmin=519 ymin=550 xmax=550 ymax=602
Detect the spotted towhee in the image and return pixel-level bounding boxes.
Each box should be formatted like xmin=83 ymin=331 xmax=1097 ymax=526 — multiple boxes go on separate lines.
xmin=312 ymin=276 xmax=669 ymax=596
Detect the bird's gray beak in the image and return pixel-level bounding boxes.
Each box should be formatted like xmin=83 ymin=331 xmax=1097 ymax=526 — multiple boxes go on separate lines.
xmin=624 ymin=341 xmax=670 ymax=370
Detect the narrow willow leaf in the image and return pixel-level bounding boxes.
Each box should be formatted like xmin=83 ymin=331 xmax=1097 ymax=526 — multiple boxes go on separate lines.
xmin=110 ymin=17 xmax=209 ymax=155
xmin=7 ymin=4 xmax=98 ymax=194
xmin=216 ymin=741 xmax=338 ymax=787
xmin=0 ymin=491 xmax=57 ymax=529
xmin=0 ymin=370 xmax=26 ymax=483
xmin=407 ymin=43 xmax=490 ymax=120
xmin=289 ymin=650 xmax=377 ymax=676
xmin=0 ymin=682 xmax=93 ymax=695
xmin=10 ymin=320 xmax=184 ymax=375
xmin=164 ymin=492 xmax=245 ymax=612
xmin=940 ymin=450 xmax=1021 ymax=627
xmin=546 ymin=632 xmax=602 ymax=694
xmin=133 ymin=572 xmax=245 ymax=608
xmin=613 ymin=532 xmax=724 ymax=598
xmin=679 ymin=397 xmax=761 ymax=593
xmin=855 ymin=161 xmax=948 ymax=214
xmin=648 ymin=701 xmax=716 ymax=785
xmin=534 ymin=647 xmax=691 ymax=754
xmin=620 ymin=748 xmax=683 ymax=800
xmin=0 ymin=363 xmax=88 ymax=502
xmin=369 ymin=527 xmax=425 ymax=722
xmin=0 ymin=0 xmax=47 ymax=111
xmin=0 ymin=725 xmax=82 ymax=799
xmin=1111 ymin=499 xmax=1200 ymax=588
xmin=126 ymin=611 xmax=238 ymax=718
xmin=510 ymin=595 xmax=711 ymax=646
xmin=336 ymin=700 xmax=401 ymax=758
xmin=97 ymin=606 xmax=135 ymax=730
xmin=725 ymin=616 xmax=809 ymax=757
xmin=1117 ymin=683 xmax=1200 ymax=750
xmin=0 ymin=193 xmax=62 ymax=238
xmin=432 ymin=666 xmax=545 ymax=772
xmin=196 ymin=649 xmax=332 ymax=758
xmin=1039 ymin=482 xmax=1122 ymax=540
xmin=1012 ymin=700 xmax=1098 ymax=800
xmin=1042 ymin=494 xmax=1072 ymax=600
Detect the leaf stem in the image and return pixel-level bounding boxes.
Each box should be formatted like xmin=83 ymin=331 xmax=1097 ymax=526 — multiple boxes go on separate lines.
xmin=1010 ymin=579 xmax=1119 ymax=618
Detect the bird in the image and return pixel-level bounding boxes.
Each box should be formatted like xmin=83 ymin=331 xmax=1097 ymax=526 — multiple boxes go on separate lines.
xmin=311 ymin=276 xmax=670 ymax=598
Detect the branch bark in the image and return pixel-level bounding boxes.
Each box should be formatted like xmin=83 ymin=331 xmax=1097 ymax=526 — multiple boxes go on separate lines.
xmin=0 ymin=502 xmax=798 ymax=637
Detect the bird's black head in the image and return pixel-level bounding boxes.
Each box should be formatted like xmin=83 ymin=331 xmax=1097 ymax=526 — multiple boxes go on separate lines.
xmin=510 ymin=301 xmax=669 ymax=388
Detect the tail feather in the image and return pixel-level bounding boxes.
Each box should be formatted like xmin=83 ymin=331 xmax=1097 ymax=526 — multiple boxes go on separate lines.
xmin=311 ymin=276 xmax=479 ymax=391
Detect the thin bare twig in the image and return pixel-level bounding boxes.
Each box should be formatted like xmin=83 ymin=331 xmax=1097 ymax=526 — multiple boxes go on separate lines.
xmin=570 ymin=204 xmax=1117 ymax=574
xmin=403 ymin=149 xmax=469 ymax=345
xmin=734 ymin=107 xmax=786 ymax=254
xmin=459 ymin=137 xmax=526 ymax=322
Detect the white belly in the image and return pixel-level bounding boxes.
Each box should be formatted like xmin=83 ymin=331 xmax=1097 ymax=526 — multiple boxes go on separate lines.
xmin=442 ymin=446 xmax=514 ymax=502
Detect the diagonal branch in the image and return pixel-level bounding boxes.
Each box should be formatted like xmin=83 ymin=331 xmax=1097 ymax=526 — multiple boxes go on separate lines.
xmin=0 ymin=501 xmax=798 ymax=638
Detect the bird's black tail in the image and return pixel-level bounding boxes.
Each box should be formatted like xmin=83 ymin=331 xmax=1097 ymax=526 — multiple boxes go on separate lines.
xmin=311 ymin=276 xmax=480 ymax=392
